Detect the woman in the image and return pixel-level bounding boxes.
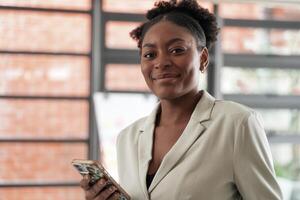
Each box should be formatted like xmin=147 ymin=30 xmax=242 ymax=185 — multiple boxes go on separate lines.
xmin=81 ymin=0 xmax=283 ymax=199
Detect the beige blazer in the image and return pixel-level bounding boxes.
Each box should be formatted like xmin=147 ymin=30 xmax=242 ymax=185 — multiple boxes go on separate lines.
xmin=116 ymin=91 xmax=283 ymax=200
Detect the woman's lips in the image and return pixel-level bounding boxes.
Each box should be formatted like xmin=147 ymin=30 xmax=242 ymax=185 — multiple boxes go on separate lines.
xmin=152 ymin=73 xmax=180 ymax=80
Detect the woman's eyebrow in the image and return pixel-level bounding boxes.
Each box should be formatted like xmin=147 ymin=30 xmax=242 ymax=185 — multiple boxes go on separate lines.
xmin=142 ymin=43 xmax=156 ymax=48
xmin=142 ymin=38 xmax=186 ymax=49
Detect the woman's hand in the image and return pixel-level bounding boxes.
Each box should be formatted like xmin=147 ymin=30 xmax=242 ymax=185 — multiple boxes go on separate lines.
xmin=80 ymin=175 xmax=118 ymax=200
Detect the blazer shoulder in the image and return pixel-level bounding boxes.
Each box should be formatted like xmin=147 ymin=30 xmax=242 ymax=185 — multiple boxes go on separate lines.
xmin=213 ymin=99 xmax=256 ymax=120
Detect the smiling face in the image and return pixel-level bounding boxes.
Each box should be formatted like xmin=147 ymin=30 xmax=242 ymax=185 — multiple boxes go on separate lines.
xmin=141 ymin=20 xmax=208 ymax=100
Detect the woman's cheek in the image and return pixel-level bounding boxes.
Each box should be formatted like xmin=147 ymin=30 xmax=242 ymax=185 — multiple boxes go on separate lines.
xmin=140 ymin=67 xmax=152 ymax=89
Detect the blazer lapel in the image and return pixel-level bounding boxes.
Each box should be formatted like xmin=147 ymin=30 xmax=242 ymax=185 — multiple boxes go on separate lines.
xmin=149 ymin=91 xmax=216 ymax=192
xmin=137 ymin=104 xmax=159 ymax=199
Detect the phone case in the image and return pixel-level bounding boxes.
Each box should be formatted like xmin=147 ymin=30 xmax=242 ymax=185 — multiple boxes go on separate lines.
xmin=72 ymin=159 xmax=131 ymax=200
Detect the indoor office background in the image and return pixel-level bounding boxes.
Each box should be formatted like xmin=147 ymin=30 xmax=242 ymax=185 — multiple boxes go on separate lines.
xmin=0 ymin=0 xmax=299 ymax=199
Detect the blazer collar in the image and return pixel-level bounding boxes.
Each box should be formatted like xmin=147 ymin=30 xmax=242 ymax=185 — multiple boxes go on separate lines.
xmin=137 ymin=90 xmax=216 ymax=195
xmin=190 ymin=90 xmax=215 ymax=123
xmin=139 ymin=90 xmax=215 ymax=132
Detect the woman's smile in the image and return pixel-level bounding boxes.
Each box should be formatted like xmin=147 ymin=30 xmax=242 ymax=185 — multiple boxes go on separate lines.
xmin=152 ymin=73 xmax=181 ymax=80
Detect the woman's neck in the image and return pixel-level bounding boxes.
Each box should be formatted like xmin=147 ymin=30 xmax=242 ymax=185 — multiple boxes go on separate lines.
xmin=157 ymin=90 xmax=203 ymax=126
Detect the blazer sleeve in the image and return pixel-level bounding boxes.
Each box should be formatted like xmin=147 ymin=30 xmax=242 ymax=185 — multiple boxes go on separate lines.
xmin=233 ymin=112 xmax=283 ymax=200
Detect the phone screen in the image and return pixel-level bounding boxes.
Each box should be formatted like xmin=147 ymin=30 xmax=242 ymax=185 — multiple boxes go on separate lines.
xmin=73 ymin=162 xmax=104 ymax=185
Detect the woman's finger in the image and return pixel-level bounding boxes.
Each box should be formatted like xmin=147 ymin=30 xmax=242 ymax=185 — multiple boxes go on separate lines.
xmin=80 ymin=175 xmax=91 ymax=190
xmin=85 ymin=178 xmax=111 ymax=200
xmin=94 ymin=186 xmax=117 ymax=200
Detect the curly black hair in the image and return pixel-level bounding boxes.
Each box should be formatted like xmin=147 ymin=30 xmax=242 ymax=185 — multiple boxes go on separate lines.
xmin=130 ymin=0 xmax=219 ymax=50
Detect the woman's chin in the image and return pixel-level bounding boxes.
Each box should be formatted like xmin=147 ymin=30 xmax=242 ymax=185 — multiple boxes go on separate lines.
xmin=153 ymin=87 xmax=199 ymax=101
xmin=153 ymin=89 xmax=181 ymax=100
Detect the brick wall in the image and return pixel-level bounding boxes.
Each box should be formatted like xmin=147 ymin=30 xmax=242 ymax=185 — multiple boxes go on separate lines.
xmin=0 ymin=100 xmax=88 ymax=138
xmin=0 ymin=55 xmax=90 ymax=96
xmin=0 ymin=10 xmax=91 ymax=53
xmin=0 ymin=143 xmax=86 ymax=181
xmin=0 ymin=188 xmax=85 ymax=200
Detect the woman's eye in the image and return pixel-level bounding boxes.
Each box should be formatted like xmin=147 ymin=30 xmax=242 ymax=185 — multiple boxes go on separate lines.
xmin=170 ymin=48 xmax=185 ymax=54
xmin=143 ymin=52 xmax=155 ymax=59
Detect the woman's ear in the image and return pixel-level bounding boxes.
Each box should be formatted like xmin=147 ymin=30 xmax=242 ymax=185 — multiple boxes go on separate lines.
xmin=199 ymin=47 xmax=209 ymax=73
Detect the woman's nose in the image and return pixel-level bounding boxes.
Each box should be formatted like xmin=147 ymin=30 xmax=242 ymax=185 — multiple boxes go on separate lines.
xmin=154 ymin=52 xmax=171 ymax=68
xmin=154 ymin=54 xmax=172 ymax=69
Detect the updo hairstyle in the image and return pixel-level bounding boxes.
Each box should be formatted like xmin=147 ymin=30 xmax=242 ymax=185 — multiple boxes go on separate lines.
xmin=130 ymin=0 xmax=219 ymax=50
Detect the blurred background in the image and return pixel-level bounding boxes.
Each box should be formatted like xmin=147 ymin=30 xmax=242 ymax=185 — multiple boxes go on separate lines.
xmin=0 ymin=0 xmax=299 ymax=199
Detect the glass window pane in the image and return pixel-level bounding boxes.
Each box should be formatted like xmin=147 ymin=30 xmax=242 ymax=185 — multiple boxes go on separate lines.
xmin=221 ymin=67 xmax=300 ymax=95
xmin=270 ymin=5 xmax=300 ymax=21
xmin=220 ymin=3 xmax=300 ymax=21
xmin=256 ymin=109 xmax=300 ymax=134
xmin=0 ymin=54 xmax=89 ymax=96
xmin=94 ymin=92 xmax=157 ymax=179
xmin=222 ymin=27 xmax=300 ymax=55
xmin=102 ymin=0 xmax=155 ymax=13
xmin=0 ymin=0 xmax=91 ymax=10
xmin=220 ymin=3 xmax=269 ymax=20
xmin=0 ymin=187 xmax=84 ymax=200
xmin=0 ymin=100 xmax=88 ymax=139
xmin=271 ymin=144 xmax=300 ymax=200
xmin=0 ymin=143 xmax=87 ymax=182
xmin=106 ymin=21 xmax=139 ymax=49
xmin=103 ymin=0 xmax=212 ymax=13
xmin=105 ymin=64 xmax=149 ymax=91
xmin=0 ymin=10 xmax=91 ymax=53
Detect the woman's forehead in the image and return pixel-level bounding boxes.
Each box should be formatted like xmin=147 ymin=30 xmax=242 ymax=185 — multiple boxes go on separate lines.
xmin=142 ymin=21 xmax=196 ymax=45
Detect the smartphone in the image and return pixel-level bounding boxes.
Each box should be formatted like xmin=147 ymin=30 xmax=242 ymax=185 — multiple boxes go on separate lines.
xmin=72 ymin=159 xmax=131 ymax=200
